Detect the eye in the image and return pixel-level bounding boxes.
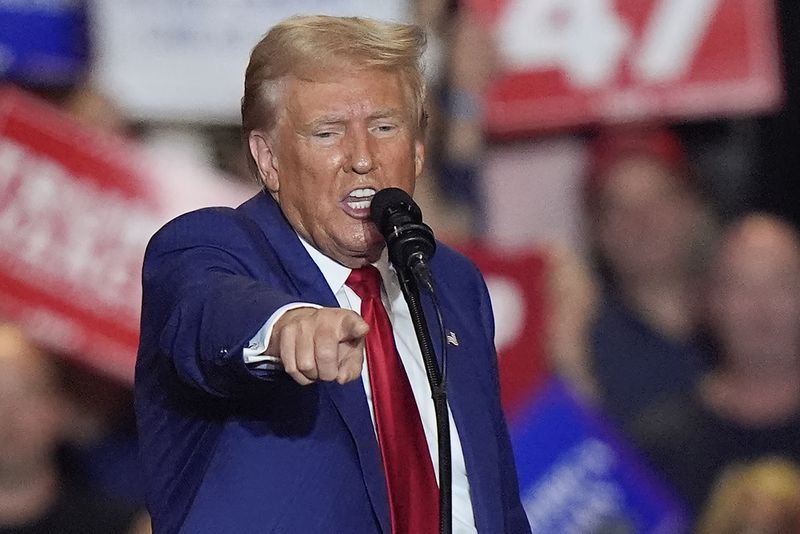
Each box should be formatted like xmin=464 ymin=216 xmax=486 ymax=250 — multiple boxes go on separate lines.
xmin=372 ymin=123 xmax=398 ymax=135
xmin=311 ymin=130 xmax=342 ymax=144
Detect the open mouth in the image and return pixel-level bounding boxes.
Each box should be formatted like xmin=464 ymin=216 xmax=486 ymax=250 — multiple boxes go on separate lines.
xmin=343 ymin=187 xmax=376 ymax=211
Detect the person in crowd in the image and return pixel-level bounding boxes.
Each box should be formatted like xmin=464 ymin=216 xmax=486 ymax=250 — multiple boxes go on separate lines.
xmin=548 ymin=125 xmax=715 ymax=431
xmin=0 ymin=324 xmax=140 ymax=534
xmin=633 ymin=213 xmax=800 ymax=516
xmin=697 ymin=456 xmax=800 ymax=534
xmin=413 ymin=0 xmax=496 ymax=239
xmin=59 ymin=366 xmax=145 ymax=510
xmin=135 ymin=15 xmax=529 ymax=533
xmin=61 ymin=83 xmax=131 ymax=137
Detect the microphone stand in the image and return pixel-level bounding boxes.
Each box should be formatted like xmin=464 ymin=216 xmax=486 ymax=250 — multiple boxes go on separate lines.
xmin=396 ymin=262 xmax=451 ymax=534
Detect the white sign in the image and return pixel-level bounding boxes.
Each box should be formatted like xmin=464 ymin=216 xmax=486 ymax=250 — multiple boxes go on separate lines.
xmin=497 ymin=0 xmax=722 ymax=88
xmin=91 ymin=0 xmax=410 ymax=123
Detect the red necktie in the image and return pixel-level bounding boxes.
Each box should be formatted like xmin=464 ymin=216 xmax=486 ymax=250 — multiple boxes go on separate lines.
xmin=347 ymin=266 xmax=439 ymax=534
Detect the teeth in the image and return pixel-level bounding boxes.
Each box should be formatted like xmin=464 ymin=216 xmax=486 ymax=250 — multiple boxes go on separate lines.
xmin=346 ymin=199 xmax=372 ymax=210
xmin=349 ymin=188 xmax=376 ymax=198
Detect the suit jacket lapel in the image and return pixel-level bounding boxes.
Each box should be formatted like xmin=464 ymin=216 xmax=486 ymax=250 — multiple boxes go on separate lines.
xmin=423 ymin=280 xmax=504 ymax=532
xmin=239 ymin=192 xmax=391 ymax=533
xmin=419 ymin=291 xmax=445 ymax=372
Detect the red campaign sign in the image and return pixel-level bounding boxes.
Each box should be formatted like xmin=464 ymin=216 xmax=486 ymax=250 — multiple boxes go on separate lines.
xmin=466 ymin=0 xmax=783 ymax=135
xmin=461 ymin=246 xmax=549 ymax=418
xmin=0 ymin=88 xmax=253 ymax=382
xmin=0 ymin=87 xmax=163 ymax=382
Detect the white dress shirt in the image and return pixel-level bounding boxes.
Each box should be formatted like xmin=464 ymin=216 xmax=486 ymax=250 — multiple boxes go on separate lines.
xmin=244 ymin=238 xmax=477 ymax=533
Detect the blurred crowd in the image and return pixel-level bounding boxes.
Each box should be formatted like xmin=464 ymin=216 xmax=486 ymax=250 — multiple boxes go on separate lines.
xmin=3 ymin=0 xmax=800 ymax=533
xmin=547 ymin=127 xmax=800 ymax=531
xmin=0 ymin=325 xmax=147 ymax=534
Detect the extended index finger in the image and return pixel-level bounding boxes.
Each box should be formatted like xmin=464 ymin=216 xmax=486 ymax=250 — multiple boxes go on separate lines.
xmin=338 ymin=311 xmax=369 ymax=341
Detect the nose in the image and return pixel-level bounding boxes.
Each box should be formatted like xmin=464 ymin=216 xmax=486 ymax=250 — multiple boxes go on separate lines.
xmin=347 ymin=127 xmax=376 ymax=175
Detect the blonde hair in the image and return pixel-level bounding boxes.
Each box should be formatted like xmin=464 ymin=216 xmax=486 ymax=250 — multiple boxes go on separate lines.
xmin=241 ymin=15 xmax=428 ymax=178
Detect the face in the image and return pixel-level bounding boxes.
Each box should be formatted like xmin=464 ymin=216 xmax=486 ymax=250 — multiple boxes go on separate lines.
xmin=708 ymin=220 xmax=800 ymax=367
xmin=250 ymin=68 xmax=424 ymax=268
xmin=594 ymin=156 xmax=701 ymax=280
xmin=0 ymin=330 xmax=63 ymax=478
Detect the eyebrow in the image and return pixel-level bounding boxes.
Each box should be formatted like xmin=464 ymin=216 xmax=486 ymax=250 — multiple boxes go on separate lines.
xmin=306 ymin=108 xmax=405 ymax=129
xmin=368 ymin=108 xmax=404 ymax=120
xmin=308 ymin=115 xmax=346 ymax=129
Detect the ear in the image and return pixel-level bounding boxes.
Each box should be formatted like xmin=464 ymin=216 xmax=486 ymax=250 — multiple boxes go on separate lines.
xmin=248 ymin=130 xmax=280 ymax=193
xmin=414 ymin=139 xmax=425 ymax=179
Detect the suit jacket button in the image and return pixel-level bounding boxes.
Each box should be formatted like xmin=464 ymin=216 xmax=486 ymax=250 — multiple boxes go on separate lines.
xmin=215 ymin=348 xmax=229 ymax=366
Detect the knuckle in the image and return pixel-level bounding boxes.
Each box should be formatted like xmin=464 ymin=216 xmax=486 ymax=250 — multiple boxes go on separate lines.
xmin=344 ymin=309 xmax=360 ymax=320
xmin=282 ymin=358 xmax=297 ymax=374
xmin=296 ymin=359 xmax=315 ymax=372
xmin=316 ymin=344 xmax=337 ymax=362
xmin=318 ymin=368 xmax=337 ymax=381
xmin=281 ymin=321 xmax=299 ymax=336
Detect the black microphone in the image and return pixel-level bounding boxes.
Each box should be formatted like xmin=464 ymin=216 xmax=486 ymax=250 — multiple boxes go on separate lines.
xmin=370 ymin=188 xmax=435 ymax=282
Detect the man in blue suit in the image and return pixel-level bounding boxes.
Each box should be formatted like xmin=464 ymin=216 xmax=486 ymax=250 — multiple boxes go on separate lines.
xmin=135 ymin=15 xmax=530 ymax=533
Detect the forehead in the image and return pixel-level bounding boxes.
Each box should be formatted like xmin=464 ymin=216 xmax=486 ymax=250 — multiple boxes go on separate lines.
xmin=280 ymin=69 xmax=411 ymax=123
xmin=0 ymin=331 xmax=54 ymax=393
xmin=600 ymin=156 xmax=682 ymax=198
xmin=717 ymin=223 xmax=800 ymax=281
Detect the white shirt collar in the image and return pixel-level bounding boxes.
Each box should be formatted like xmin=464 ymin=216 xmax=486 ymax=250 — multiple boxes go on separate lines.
xmin=296 ymin=233 xmax=393 ymax=294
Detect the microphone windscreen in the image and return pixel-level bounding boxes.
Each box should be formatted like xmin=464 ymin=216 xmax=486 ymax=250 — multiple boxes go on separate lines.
xmin=370 ymin=187 xmax=435 ymax=271
xmin=370 ymin=188 xmax=421 ymax=228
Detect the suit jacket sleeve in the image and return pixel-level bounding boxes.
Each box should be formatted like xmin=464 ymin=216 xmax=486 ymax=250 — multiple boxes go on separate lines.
xmin=140 ymin=207 xmax=302 ymax=398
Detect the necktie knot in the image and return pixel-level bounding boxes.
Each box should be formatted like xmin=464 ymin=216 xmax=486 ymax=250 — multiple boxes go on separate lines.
xmin=346 ymin=265 xmax=383 ymax=300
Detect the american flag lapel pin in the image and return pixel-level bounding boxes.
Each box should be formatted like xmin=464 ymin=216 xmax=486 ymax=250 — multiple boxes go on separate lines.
xmin=446 ymin=330 xmax=459 ymax=347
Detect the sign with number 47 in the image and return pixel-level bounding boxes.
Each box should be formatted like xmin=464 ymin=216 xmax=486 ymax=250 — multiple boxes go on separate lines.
xmin=468 ymin=0 xmax=782 ymax=135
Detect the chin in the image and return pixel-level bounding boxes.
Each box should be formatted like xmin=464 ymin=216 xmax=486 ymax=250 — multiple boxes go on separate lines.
xmin=329 ymin=237 xmax=383 ymax=268
xmin=351 ymin=236 xmax=384 ymax=260
xmin=352 ymin=224 xmax=383 ymax=252
xmin=364 ymin=244 xmax=384 ymax=263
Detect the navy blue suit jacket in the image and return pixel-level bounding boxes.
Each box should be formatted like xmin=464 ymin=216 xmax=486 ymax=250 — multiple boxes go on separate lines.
xmin=135 ymin=192 xmax=530 ymax=533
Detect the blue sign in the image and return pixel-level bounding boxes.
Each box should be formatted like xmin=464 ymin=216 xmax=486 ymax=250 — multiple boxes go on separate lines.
xmin=510 ymin=378 xmax=689 ymax=533
xmin=0 ymin=1 xmax=88 ymax=85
